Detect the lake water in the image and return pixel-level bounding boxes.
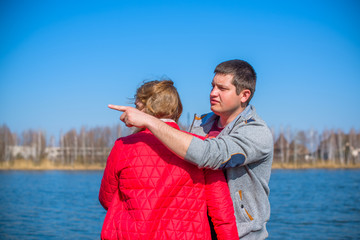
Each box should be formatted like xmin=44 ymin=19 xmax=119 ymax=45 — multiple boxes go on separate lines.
xmin=0 ymin=169 xmax=359 ymax=239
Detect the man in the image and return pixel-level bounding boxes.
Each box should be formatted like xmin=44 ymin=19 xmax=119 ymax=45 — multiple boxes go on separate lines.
xmin=109 ymin=59 xmax=274 ymax=239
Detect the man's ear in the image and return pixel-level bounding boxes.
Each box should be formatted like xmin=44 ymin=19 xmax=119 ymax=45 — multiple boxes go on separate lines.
xmin=240 ymin=89 xmax=251 ymax=103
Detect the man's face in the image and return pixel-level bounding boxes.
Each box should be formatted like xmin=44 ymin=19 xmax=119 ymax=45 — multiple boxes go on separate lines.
xmin=210 ymin=73 xmax=243 ymax=118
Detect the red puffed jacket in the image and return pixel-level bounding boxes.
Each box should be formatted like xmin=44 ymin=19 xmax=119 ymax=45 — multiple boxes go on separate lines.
xmin=99 ymin=122 xmax=238 ymax=240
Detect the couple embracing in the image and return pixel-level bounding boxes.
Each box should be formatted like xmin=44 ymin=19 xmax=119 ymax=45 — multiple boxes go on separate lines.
xmin=99 ymin=59 xmax=273 ymax=240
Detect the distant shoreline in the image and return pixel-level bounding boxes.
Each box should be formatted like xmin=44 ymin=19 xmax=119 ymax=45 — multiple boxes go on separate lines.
xmin=0 ymin=159 xmax=105 ymax=171
xmin=271 ymin=162 xmax=360 ymax=169
xmin=1 ymin=159 xmax=360 ymax=170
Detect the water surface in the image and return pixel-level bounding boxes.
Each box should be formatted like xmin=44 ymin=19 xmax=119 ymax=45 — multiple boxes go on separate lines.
xmin=0 ymin=169 xmax=359 ymax=239
xmin=268 ymin=169 xmax=360 ymax=239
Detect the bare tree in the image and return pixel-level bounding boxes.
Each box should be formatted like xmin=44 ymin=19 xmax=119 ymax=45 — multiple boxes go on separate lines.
xmin=62 ymin=129 xmax=77 ymax=165
xmin=285 ymin=126 xmax=292 ymax=164
xmin=348 ymin=128 xmax=357 ymax=164
xmin=18 ymin=129 xmax=46 ymax=162
xmin=337 ymin=129 xmax=345 ymax=165
xmin=328 ymin=130 xmax=337 ymax=164
xmin=60 ymin=131 xmax=65 ymax=165
xmin=356 ymin=131 xmax=360 ymax=164
xmin=296 ymin=130 xmax=308 ymax=163
xmin=79 ymin=127 xmax=86 ymax=163
xmin=37 ymin=130 xmax=47 ymax=162
xmin=274 ymin=127 xmax=289 ymax=164
xmin=0 ymin=125 xmax=15 ymax=162
xmin=319 ymin=130 xmax=330 ymax=163
xmin=307 ymin=129 xmax=319 ymax=165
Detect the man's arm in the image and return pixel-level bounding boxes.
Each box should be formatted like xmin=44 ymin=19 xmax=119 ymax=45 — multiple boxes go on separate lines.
xmin=185 ymin=120 xmax=274 ymax=169
xmin=108 ymin=104 xmax=193 ymax=159
xmin=109 ymin=105 xmax=273 ymax=170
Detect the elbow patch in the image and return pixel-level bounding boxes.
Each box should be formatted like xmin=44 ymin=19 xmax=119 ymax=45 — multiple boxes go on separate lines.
xmin=220 ymin=153 xmax=246 ymax=168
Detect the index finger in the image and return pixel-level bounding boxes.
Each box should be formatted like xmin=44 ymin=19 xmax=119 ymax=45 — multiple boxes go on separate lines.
xmin=108 ymin=104 xmax=128 ymax=112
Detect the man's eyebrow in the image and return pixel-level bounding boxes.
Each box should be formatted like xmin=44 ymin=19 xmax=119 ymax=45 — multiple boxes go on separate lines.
xmin=216 ymin=82 xmax=228 ymax=88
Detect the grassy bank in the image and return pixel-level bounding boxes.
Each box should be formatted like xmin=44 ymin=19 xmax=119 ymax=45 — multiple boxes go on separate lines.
xmin=1 ymin=159 xmax=360 ymax=170
xmin=0 ymin=159 xmax=105 ymax=170
xmin=271 ymin=162 xmax=360 ymax=169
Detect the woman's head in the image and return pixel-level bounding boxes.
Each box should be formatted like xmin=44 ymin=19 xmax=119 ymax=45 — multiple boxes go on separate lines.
xmin=134 ymin=80 xmax=183 ymax=122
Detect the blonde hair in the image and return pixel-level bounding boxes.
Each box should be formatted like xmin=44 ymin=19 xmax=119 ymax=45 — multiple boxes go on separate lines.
xmin=135 ymin=80 xmax=183 ymax=122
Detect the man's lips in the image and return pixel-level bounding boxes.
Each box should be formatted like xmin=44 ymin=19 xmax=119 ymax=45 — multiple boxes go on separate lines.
xmin=210 ymin=99 xmax=220 ymax=105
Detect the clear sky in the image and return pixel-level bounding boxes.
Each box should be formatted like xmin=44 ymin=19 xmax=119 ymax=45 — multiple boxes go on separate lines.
xmin=1 ymin=0 xmax=359 ymax=139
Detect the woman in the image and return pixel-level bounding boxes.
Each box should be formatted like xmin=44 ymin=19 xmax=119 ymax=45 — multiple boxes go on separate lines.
xmin=99 ymin=80 xmax=238 ymax=240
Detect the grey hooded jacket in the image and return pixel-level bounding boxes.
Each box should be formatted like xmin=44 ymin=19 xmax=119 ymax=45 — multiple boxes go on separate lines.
xmin=186 ymin=105 xmax=273 ymax=240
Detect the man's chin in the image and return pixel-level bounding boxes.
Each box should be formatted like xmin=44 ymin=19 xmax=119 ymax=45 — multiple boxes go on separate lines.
xmin=210 ymin=107 xmax=221 ymax=115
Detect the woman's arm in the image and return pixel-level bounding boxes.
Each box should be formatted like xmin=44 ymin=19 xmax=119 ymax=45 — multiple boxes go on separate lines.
xmin=204 ymin=169 xmax=239 ymax=240
xmin=99 ymin=142 xmax=120 ymax=210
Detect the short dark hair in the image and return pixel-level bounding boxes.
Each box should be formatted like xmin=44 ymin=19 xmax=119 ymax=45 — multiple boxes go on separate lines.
xmin=214 ymin=59 xmax=256 ymax=104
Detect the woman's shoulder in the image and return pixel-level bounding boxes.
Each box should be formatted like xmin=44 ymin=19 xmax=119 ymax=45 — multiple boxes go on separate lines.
xmin=115 ymin=131 xmax=153 ymax=144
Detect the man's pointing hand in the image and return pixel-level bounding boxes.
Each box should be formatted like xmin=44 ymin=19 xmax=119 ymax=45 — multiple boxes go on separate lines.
xmin=108 ymin=104 xmax=192 ymax=159
xmin=108 ymin=104 xmax=151 ymax=128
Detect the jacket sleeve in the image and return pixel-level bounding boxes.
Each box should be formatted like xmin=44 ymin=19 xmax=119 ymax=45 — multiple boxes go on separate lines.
xmin=185 ymin=120 xmax=274 ymax=169
xmin=204 ymin=169 xmax=239 ymax=240
xmin=99 ymin=141 xmax=120 ymax=210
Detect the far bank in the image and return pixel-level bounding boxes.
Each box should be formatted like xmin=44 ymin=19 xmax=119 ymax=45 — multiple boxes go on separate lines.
xmin=1 ymin=159 xmax=360 ymax=171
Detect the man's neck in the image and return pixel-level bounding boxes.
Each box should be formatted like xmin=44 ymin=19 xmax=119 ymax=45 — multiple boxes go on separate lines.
xmin=218 ymin=116 xmax=232 ymax=128
xmin=218 ymin=106 xmax=246 ymax=128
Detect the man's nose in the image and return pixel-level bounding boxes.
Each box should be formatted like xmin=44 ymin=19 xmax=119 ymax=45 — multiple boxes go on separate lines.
xmin=210 ymin=88 xmax=218 ymax=97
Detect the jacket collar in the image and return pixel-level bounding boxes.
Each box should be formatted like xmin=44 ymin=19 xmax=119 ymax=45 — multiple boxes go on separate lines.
xmin=225 ymin=104 xmax=254 ymax=130
xmin=144 ymin=121 xmax=180 ymax=133
xmin=192 ymin=105 xmax=256 ymax=133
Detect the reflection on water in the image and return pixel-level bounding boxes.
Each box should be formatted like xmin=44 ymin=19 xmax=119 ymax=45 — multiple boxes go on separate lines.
xmin=0 ymin=169 xmax=359 ymax=239
xmin=268 ymin=169 xmax=360 ymax=240
xmin=0 ymin=171 xmax=106 ymax=240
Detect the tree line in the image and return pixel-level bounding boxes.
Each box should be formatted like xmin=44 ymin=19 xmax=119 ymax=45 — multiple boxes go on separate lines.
xmin=1 ymin=124 xmax=359 ymax=167
xmin=0 ymin=124 xmax=127 ymax=167
xmin=273 ymin=127 xmax=360 ymax=166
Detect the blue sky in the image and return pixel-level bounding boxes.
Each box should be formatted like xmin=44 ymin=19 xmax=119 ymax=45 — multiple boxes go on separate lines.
xmin=1 ymin=0 xmax=359 ymax=138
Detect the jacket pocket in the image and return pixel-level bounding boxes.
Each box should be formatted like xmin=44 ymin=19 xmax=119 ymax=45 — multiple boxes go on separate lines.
xmin=236 ymin=190 xmax=254 ymax=222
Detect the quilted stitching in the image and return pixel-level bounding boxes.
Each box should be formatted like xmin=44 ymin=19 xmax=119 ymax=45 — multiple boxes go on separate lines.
xmin=99 ymin=123 xmax=238 ymax=240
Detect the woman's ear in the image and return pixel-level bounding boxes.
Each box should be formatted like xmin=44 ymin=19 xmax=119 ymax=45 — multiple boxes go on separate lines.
xmin=135 ymin=100 xmax=146 ymax=112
